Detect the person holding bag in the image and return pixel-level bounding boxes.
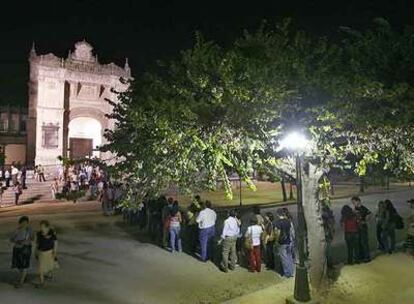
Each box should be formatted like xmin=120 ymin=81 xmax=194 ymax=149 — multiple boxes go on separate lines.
xmin=245 ymin=216 xmax=263 ymax=273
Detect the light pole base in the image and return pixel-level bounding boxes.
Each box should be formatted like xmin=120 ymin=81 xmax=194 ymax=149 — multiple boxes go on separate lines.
xmin=286 ymin=296 xmax=319 ymax=304
xmin=292 ymin=264 xmax=311 ymax=302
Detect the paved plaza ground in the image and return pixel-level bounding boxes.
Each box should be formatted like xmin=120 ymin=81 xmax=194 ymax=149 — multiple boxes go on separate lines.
xmin=0 ymin=189 xmax=413 ymax=304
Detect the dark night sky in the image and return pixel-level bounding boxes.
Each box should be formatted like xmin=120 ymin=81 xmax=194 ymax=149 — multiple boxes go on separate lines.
xmin=0 ymin=0 xmax=412 ymax=106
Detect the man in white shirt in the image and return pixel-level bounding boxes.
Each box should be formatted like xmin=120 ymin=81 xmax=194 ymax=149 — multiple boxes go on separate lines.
xmin=219 ymin=209 xmax=240 ymax=272
xmin=11 ymin=165 xmax=19 ymax=185
xmin=196 ymin=200 xmax=217 ymax=262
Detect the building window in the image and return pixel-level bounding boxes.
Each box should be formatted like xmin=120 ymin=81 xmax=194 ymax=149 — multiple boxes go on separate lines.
xmin=0 ymin=113 xmax=8 ymax=132
xmin=42 ymin=123 xmax=59 ymax=149
xmin=10 ymin=113 xmax=19 ymax=133
xmin=20 ymin=115 xmax=27 ymax=133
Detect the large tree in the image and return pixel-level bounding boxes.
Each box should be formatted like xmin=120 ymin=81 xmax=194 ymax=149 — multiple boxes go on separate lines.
xmin=104 ymin=19 xmax=414 ymax=287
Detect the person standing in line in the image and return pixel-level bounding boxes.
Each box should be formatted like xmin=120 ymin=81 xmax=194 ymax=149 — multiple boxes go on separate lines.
xmin=245 ymin=216 xmax=263 ymax=273
xmin=352 ymin=196 xmax=372 ymax=262
xmin=187 ymin=195 xmax=202 ymax=255
xmin=219 ymin=209 xmax=240 ymax=272
xmin=169 ymin=201 xmax=183 ymax=253
xmin=38 ymin=164 xmax=46 ymax=182
xmin=341 ymin=205 xmax=359 ymax=264
xmin=321 ymin=201 xmax=335 ymax=268
xmin=10 ymin=216 xmax=33 ymax=288
xmin=14 ymin=182 xmax=23 ymax=205
xmin=382 ymin=199 xmax=397 ymax=254
xmin=5 ymin=168 xmax=11 ymax=188
xmin=263 ymin=212 xmax=276 ymax=270
xmin=20 ymin=166 xmax=27 ymax=189
xmin=161 ymin=197 xmax=173 ymax=248
xmin=253 ymin=206 xmax=265 ymax=227
xmin=282 ymin=208 xmax=296 ymax=261
xmin=35 ymin=220 xmax=58 ymax=288
xmin=196 ymin=200 xmax=217 ymax=262
xmin=274 ymin=208 xmax=294 ymax=277
xmin=375 ymin=201 xmax=386 ymax=251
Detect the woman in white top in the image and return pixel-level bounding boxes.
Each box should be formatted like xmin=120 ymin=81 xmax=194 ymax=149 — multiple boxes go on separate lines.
xmin=245 ymin=216 xmax=263 ymax=272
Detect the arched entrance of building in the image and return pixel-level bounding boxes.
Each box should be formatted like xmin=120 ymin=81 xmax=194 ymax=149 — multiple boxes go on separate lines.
xmin=68 ymin=117 xmax=102 ymax=159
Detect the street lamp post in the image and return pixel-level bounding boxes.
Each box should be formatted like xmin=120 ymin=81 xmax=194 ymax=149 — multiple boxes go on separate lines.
xmin=280 ymin=132 xmax=314 ymax=304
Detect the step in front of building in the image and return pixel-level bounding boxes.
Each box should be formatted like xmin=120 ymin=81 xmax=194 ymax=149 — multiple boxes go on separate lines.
xmin=1 ymin=180 xmax=53 ymax=206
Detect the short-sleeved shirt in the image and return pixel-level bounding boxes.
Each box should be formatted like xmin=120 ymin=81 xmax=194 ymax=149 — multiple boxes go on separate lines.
xmin=246 ymin=225 xmax=263 ymax=246
xmin=275 ymin=218 xmax=292 ymax=245
xmin=11 ymin=227 xmax=33 ymax=247
xmin=37 ymin=231 xmax=57 ymax=252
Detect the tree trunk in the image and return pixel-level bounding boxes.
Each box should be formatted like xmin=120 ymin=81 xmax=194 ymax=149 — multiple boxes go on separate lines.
xmin=386 ymin=175 xmax=390 ymax=190
xmin=281 ymin=178 xmax=287 ymax=202
xmin=289 ymin=182 xmax=294 ymax=200
xmin=301 ymin=162 xmax=326 ymax=289
xmin=359 ymin=176 xmax=365 ymax=193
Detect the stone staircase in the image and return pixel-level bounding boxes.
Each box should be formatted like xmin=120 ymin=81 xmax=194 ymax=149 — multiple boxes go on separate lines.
xmin=1 ymin=179 xmax=53 ymax=206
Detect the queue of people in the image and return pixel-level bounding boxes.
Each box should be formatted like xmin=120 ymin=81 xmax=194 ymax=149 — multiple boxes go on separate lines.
xmin=10 ymin=216 xmax=58 ymax=288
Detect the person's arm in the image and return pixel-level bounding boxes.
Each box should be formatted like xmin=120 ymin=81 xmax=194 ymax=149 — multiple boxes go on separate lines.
xmin=34 ymin=233 xmax=39 ymax=259
xmin=221 ymin=220 xmax=228 ymax=239
xmin=365 ymin=207 xmax=373 ymax=222
xmin=244 ymin=226 xmax=251 ymax=238
xmin=9 ymin=231 xmax=17 ymax=244
xmin=196 ymin=211 xmax=202 ymax=224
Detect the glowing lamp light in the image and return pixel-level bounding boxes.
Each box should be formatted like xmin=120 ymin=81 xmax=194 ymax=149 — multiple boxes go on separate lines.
xmin=279 ymin=131 xmax=310 ymax=151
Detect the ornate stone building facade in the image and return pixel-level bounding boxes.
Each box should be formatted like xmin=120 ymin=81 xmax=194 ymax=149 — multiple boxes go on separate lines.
xmin=27 ymin=40 xmax=130 ymax=167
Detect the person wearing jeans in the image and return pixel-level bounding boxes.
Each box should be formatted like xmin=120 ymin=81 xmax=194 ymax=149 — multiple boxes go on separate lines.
xmin=352 ymin=196 xmax=372 ymax=262
xmin=274 ymin=208 xmax=294 ymax=278
xmin=196 ymin=201 xmax=217 ymax=262
xmin=169 ymin=201 xmax=182 ymax=252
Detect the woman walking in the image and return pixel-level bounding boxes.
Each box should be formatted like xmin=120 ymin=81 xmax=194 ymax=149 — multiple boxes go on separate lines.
xmin=35 ymin=220 xmax=58 ymax=287
xmin=10 ymin=216 xmax=33 ymax=288
xmin=169 ymin=201 xmax=183 ymax=252
xmin=245 ymin=216 xmax=263 ymax=272
xmin=341 ymin=205 xmax=359 ymax=264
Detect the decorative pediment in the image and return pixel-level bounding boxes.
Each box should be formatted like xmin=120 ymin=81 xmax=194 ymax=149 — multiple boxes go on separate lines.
xmin=71 ymin=40 xmax=95 ymax=62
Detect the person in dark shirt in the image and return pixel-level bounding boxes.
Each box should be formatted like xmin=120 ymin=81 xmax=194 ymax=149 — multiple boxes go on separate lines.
xmin=274 ymin=208 xmax=294 ymax=278
xmin=35 ymin=220 xmax=58 ymax=287
xmin=341 ymin=205 xmax=359 ymax=264
xmin=352 ymin=196 xmax=372 ymax=262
